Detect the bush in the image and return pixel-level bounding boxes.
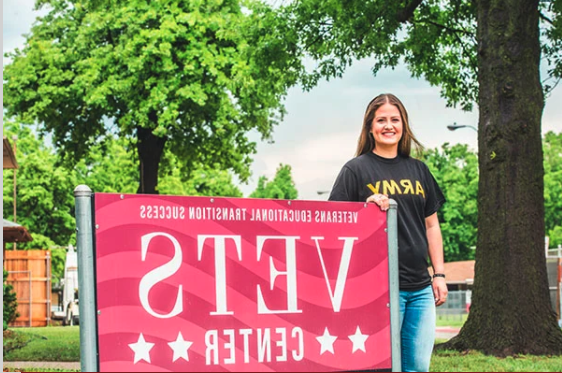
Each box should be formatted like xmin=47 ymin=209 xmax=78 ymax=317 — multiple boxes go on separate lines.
xmin=3 ymin=269 xmax=19 ymax=330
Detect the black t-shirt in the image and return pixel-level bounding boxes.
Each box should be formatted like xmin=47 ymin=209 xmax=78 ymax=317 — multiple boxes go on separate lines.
xmin=329 ymin=152 xmax=445 ymax=290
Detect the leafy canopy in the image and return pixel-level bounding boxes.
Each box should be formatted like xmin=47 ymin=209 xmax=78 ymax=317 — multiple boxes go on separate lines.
xmin=3 ymin=0 xmax=299 ymax=182
xmin=264 ymin=0 xmax=561 ymax=110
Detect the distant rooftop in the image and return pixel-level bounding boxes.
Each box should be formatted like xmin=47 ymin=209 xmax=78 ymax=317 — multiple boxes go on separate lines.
xmin=3 ymin=136 xmax=18 ymax=169
xmin=443 ymin=260 xmax=474 ymax=284
xmin=3 ymin=219 xmax=33 ymax=243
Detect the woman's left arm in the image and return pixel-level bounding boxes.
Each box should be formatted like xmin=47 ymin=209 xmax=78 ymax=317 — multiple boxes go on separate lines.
xmin=426 ymin=212 xmax=448 ymax=306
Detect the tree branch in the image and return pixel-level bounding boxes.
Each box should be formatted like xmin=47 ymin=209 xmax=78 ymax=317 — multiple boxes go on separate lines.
xmin=416 ymin=18 xmax=475 ymax=37
xmin=452 ymin=31 xmax=478 ymax=74
xmin=539 ymin=12 xmax=554 ymax=25
xmin=397 ymin=0 xmax=424 ymax=23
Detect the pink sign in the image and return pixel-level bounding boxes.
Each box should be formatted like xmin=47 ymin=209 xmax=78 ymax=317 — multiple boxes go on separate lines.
xmin=94 ymin=194 xmax=391 ymax=372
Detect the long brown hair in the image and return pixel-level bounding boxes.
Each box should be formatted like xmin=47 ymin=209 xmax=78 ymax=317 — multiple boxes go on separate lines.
xmin=355 ymin=93 xmax=424 ymax=157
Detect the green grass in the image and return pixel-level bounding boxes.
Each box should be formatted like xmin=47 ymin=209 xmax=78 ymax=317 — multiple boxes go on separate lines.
xmin=3 ymin=326 xmax=80 ymax=362
xmin=431 ymin=349 xmax=562 ymax=372
xmin=436 ymin=313 xmax=468 ymax=328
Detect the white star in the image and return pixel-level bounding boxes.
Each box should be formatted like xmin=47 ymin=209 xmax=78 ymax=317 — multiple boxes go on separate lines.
xmin=128 ymin=333 xmax=155 ymax=364
xmin=168 ymin=332 xmax=194 ymax=362
xmin=316 ymin=327 xmax=337 ymax=355
xmin=348 ymin=326 xmax=369 ymax=353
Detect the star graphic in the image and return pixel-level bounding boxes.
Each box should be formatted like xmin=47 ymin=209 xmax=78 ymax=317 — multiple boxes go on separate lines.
xmin=168 ymin=332 xmax=194 ymax=362
xmin=348 ymin=326 xmax=369 ymax=353
xmin=128 ymin=333 xmax=155 ymax=364
xmin=316 ymin=327 xmax=337 ymax=355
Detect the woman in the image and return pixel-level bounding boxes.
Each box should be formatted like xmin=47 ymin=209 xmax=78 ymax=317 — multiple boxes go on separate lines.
xmin=328 ymin=93 xmax=447 ymax=372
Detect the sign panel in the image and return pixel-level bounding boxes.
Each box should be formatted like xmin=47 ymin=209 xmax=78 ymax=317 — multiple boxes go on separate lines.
xmin=94 ymin=194 xmax=391 ymax=371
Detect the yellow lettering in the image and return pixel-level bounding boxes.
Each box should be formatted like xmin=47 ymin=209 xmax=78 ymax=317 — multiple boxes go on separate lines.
xmin=400 ymin=180 xmax=414 ymax=194
xmin=415 ymin=181 xmax=425 ymax=198
xmin=382 ymin=180 xmax=402 ymax=195
xmin=367 ymin=182 xmax=380 ymax=194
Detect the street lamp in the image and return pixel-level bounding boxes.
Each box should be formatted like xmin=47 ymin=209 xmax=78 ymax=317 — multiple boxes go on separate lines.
xmin=447 ymin=122 xmax=478 ymax=132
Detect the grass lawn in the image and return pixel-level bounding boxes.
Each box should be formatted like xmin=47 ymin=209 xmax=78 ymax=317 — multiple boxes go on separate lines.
xmin=431 ymin=349 xmax=562 ymax=372
xmin=3 ymin=326 xmax=80 ymax=362
xmin=436 ymin=313 xmax=468 ymax=328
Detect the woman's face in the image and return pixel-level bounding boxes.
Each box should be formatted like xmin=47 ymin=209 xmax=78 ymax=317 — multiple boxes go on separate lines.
xmin=371 ymin=103 xmax=403 ymax=152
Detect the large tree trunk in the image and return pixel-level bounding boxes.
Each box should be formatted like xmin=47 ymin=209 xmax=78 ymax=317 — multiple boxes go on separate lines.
xmin=136 ymin=125 xmax=166 ymax=194
xmin=444 ymin=0 xmax=562 ymax=355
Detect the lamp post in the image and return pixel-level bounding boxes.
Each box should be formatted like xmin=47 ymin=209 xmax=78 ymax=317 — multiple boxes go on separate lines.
xmin=447 ymin=122 xmax=478 ymax=132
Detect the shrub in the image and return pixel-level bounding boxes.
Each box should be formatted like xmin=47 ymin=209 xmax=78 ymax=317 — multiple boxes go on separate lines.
xmin=3 ymin=269 xmax=19 ymax=330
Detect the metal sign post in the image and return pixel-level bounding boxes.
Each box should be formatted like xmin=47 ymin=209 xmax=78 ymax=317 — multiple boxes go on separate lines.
xmin=387 ymin=199 xmax=401 ymax=372
xmin=74 ymin=185 xmax=98 ymax=372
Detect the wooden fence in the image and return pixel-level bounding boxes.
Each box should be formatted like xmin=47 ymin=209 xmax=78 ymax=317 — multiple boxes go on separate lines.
xmin=5 ymin=250 xmax=52 ymax=327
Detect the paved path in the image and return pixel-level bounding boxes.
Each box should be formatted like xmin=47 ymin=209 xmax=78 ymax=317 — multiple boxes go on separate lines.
xmin=435 ymin=326 xmax=461 ymax=340
xmin=3 ymin=361 xmax=80 ymax=371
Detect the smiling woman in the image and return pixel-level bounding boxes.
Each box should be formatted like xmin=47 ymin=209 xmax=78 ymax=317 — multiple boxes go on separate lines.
xmin=328 ymin=93 xmax=447 ymax=372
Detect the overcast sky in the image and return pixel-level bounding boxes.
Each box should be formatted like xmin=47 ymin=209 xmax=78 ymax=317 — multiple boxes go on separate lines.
xmin=3 ymin=0 xmax=562 ymax=200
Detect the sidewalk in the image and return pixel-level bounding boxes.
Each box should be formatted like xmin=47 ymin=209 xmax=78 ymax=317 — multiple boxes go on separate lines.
xmin=435 ymin=326 xmax=461 ymax=340
xmin=3 ymin=361 xmax=80 ymax=371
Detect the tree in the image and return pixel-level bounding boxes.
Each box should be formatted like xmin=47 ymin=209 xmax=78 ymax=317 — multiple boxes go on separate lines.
xmin=250 ymin=164 xmax=298 ymax=200
xmin=268 ymin=0 xmax=562 ymax=355
xmin=544 ymin=131 xmax=562 ymax=247
xmin=74 ymin=134 xmax=243 ymax=197
xmin=3 ymin=122 xmax=77 ymax=250
xmin=159 ymin=161 xmax=243 ymax=197
xmin=3 ymin=269 xmax=19 ymax=330
xmin=74 ymin=136 xmax=139 ymax=195
xmin=423 ymin=144 xmax=478 ymax=262
xmin=3 ymin=0 xmax=297 ymax=194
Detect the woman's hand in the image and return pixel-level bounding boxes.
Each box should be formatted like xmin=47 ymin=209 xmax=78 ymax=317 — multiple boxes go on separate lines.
xmin=366 ymin=193 xmax=390 ymax=211
xmin=432 ymin=277 xmax=448 ymax=307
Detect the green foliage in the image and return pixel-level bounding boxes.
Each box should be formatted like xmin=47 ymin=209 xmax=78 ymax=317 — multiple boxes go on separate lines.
xmin=3 ymin=328 xmax=31 ymax=352
xmin=74 ymin=136 xmax=138 ymax=194
xmin=3 ymin=122 xmax=77 ymax=249
xmin=3 ymin=122 xmax=244 ymax=249
xmin=3 ymin=0 xmax=297 ymax=190
xmin=265 ymin=0 xmax=561 ymax=110
xmin=423 ymin=144 xmax=478 ymax=262
xmin=3 ymin=269 xmax=19 ymax=330
xmin=544 ymin=131 xmax=562 ymax=247
xmin=159 ymin=159 xmax=243 ymax=197
xmin=422 ymin=132 xmax=562 ymax=260
xmin=50 ymin=247 xmax=67 ymax=287
xmin=250 ymin=164 xmax=298 ymax=200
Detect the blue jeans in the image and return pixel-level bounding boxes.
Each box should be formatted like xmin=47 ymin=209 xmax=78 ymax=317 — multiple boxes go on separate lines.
xmin=399 ymin=285 xmax=436 ymax=372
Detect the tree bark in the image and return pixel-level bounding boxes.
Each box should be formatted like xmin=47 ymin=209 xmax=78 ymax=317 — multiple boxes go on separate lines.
xmin=136 ymin=124 xmax=166 ymax=194
xmin=442 ymin=0 xmax=562 ymax=355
